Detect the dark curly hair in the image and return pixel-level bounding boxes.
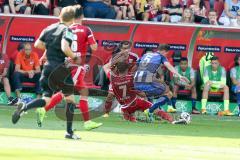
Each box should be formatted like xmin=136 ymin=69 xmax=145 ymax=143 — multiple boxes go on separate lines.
xmin=234 ymin=54 xmax=240 ymax=66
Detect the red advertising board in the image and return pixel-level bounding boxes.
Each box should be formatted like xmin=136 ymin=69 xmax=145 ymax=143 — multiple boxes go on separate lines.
xmin=0 ymin=14 xmax=239 ymax=71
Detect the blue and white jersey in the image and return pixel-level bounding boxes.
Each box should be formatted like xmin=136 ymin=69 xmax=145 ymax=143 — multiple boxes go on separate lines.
xmin=134 ymin=52 xmax=168 ymax=83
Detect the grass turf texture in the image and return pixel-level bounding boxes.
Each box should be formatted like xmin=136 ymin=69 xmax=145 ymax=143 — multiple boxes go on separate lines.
xmin=0 ymin=106 xmax=240 ymax=160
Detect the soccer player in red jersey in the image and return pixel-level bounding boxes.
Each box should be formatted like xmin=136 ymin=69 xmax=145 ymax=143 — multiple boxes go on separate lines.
xmin=107 ymin=59 xmax=174 ymax=123
xmin=102 ymin=41 xmax=139 ymax=118
xmin=36 ymin=5 xmax=102 ymax=137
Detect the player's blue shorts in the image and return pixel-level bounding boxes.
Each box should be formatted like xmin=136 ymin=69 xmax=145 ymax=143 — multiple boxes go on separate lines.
xmin=134 ymin=82 xmax=166 ymax=98
xmin=232 ymin=85 xmax=240 ymax=93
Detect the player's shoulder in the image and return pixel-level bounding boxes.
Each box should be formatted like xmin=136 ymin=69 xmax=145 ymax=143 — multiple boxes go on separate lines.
xmin=129 ymin=52 xmax=139 ymax=61
xmin=70 ymin=23 xmax=89 ymax=31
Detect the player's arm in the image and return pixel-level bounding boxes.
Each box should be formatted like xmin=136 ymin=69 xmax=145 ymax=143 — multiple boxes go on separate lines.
xmin=230 ymin=69 xmax=240 ymax=86
xmin=188 ymin=69 xmax=196 ymax=88
xmin=164 ymin=61 xmax=190 ymax=84
xmin=34 ymin=29 xmax=47 ymax=50
xmin=61 ymin=28 xmax=80 ymax=63
xmin=87 ymin=27 xmax=98 ymax=51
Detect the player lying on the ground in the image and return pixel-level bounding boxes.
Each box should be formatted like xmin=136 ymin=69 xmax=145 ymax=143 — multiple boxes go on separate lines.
xmin=201 ymin=56 xmax=232 ymax=116
xmin=172 ymin=57 xmax=200 ymax=114
xmin=133 ymin=44 xmax=190 ymax=120
xmin=36 ymin=5 xmax=102 ymax=132
xmin=106 ymin=59 xmax=186 ymax=124
xmin=11 ymin=6 xmax=83 ymax=140
xmin=230 ymin=54 xmax=240 ymax=117
xmin=103 ymin=41 xmax=139 ymax=118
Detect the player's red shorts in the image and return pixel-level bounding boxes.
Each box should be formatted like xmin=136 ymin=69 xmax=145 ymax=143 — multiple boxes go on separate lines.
xmin=71 ymin=66 xmax=86 ymax=90
xmin=121 ymin=98 xmax=152 ymax=114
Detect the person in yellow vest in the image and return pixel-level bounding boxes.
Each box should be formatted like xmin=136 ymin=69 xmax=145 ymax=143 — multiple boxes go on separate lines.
xmin=230 ymin=54 xmax=240 ymax=116
xmin=201 ymin=56 xmax=233 ymax=116
xmin=170 ymin=57 xmax=200 ymax=114
xmin=199 ymin=52 xmax=215 ymax=80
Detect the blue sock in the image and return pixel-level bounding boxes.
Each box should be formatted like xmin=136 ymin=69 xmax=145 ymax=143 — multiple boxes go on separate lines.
xmin=149 ymin=96 xmax=168 ymax=113
xmin=237 ymin=93 xmax=240 ymax=111
xmin=171 ymin=97 xmax=177 ymax=109
xmin=167 ymin=99 xmax=172 ymax=106
xmin=192 ymin=98 xmax=197 ymax=109
xmin=148 ymin=97 xmax=154 ymax=103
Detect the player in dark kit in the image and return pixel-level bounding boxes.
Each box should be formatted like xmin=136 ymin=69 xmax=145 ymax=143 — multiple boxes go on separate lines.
xmin=35 ymin=5 xmax=102 ymax=132
xmin=11 ymin=6 xmax=81 ymax=139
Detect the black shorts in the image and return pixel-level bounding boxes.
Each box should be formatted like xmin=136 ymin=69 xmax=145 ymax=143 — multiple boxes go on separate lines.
xmin=40 ymin=64 xmax=74 ymax=97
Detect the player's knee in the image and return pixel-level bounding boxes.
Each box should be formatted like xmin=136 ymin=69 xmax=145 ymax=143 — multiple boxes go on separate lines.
xmin=223 ymin=85 xmax=229 ymax=91
xmin=106 ymin=93 xmax=114 ymax=101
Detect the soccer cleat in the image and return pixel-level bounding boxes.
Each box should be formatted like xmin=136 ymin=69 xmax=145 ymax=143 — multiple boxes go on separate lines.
xmin=167 ymin=106 xmax=177 ymax=113
xmin=144 ymin=109 xmax=154 ymax=123
xmin=102 ymin=113 xmax=109 ymax=118
xmin=12 ymin=102 xmax=26 ymax=124
xmin=172 ymin=119 xmax=187 ymax=124
xmin=65 ymin=132 xmax=81 ymax=140
xmin=7 ymin=97 xmax=19 ymax=105
xmin=84 ymin=120 xmax=103 ymax=131
xmin=192 ymin=109 xmax=200 ymax=114
xmin=36 ymin=108 xmax=46 ymax=127
xmin=223 ymin=110 xmax=234 ymax=116
xmin=201 ymin=109 xmax=207 ymax=114
xmin=129 ymin=115 xmax=137 ymax=122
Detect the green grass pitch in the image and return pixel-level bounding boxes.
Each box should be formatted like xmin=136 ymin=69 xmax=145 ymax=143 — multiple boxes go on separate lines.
xmin=0 ymin=106 xmax=240 ymax=160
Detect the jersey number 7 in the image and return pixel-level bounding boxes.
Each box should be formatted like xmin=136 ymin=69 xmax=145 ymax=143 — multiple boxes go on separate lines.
xmin=119 ymin=85 xmax=127 ymax=98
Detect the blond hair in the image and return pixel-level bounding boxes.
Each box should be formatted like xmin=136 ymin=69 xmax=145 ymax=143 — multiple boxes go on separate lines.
xmin=59 ymin=6 xmax=75 ymax=23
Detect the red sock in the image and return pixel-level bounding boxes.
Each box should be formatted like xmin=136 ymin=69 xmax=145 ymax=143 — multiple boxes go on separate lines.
xmin=104 ymin=101 xmax=112 ymax=114
xmin=156 ymin=110 xmax=173 ymax=122
xmin=78 ymin=99 xmax=90 ymax=122
xmin=45 ymin=92 xmax=64 ymax=112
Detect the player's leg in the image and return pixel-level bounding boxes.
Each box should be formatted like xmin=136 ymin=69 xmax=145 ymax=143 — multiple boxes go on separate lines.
xmin=144 ymin=96 xmax=169 ymax=122
xmin=103 ymin=92 xmax=115 ymax=117
xmin=191 ymin=86 xmax=200 ymax=114
xmin=165 ymin=86 xmax=176 ymax=113
xmin=121 ymin=105 xmax=138 ymax=122
xmin=77 ymin=88 xmax=103 ymax=130
xmin=36 ymin=92 xmax=64 ymax=127
xmin=171 ymin=84 xmax=179 ymax=110
xmin=237 ymin=91 xmax=240 ymax=116
xmin=222 ymin=85 xmax=232 ymax=116
xmin=2 ymin=77 xmax=17 ymax=105
xmin=64 ymin=96 xmax=81 ymax=140
xmin=12 ymin=96 xmax=51 ymax=124
xmin=201 ymin=83 xmax=210 ymax=114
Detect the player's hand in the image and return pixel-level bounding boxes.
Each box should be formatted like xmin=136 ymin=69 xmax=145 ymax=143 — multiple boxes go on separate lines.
xmin=185 ymin=84 xmax=192 ymax=90
xmin=179 ymin=76 xmax=190 ymax=84
xmin=206 ymin=81 xmax=213 ymax=86
xmin=28 ymin=71 xmax=34 ymax=79
xmin=73 ymin=56 xmax=81 ymax=65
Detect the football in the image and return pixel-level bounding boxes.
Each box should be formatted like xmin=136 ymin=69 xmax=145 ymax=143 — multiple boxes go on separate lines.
xmin=180 ymin=112 xmax=191 ymax=124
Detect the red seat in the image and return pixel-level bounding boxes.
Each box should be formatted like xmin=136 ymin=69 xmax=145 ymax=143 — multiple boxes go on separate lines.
xmin=208 ymin=91 xmax=224 ymax=99
xmin=22 ymin=82 xmax=36 ymax=88
xmin=178 ymin=89 xmax=191 ymax=95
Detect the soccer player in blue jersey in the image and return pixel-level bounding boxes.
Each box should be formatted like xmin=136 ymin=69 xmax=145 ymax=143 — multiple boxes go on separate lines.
xmin=134 ymin=44 xmax=189 ymax=122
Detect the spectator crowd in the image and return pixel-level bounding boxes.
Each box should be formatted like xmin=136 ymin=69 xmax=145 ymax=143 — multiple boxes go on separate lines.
xmin=0 ymin=0 xmax=240 ymax=27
